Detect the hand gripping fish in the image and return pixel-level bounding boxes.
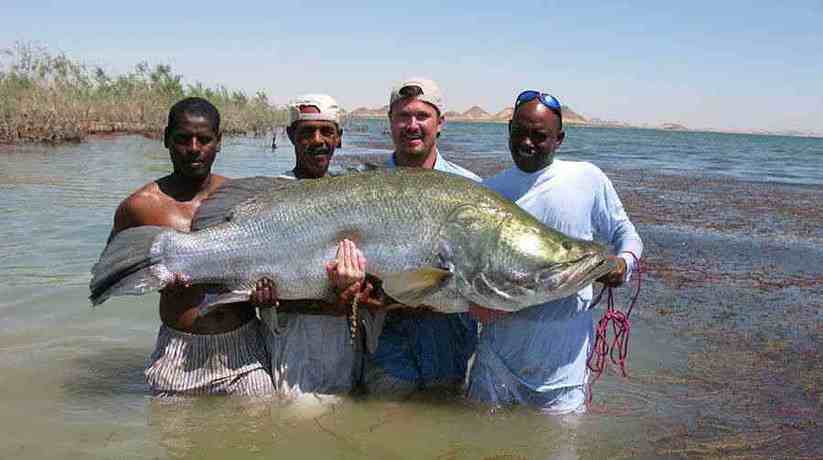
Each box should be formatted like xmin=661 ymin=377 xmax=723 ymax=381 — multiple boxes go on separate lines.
xmin=90 ymin=168 xmax=615 ymax=315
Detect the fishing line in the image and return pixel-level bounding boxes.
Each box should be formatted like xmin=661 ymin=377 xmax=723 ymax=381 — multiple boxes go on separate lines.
xmin=349 ymin=294 xmax=359 ymax=346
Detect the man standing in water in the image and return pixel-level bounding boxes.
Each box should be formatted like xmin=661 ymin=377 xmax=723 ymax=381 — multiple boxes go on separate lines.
xmin=258 ymin=94 xmax=378 ymax=398
xmin=364 ymin=77 xmax=481 ymax=396
xmin=467 ymin=90 xmax=643 ymax=413
xmin=109 ymin=97 xmax=273 ymax=396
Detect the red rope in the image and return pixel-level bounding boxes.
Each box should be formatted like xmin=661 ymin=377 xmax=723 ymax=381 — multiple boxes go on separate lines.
xmin=586 ymin=252 xmax=642 ymax=406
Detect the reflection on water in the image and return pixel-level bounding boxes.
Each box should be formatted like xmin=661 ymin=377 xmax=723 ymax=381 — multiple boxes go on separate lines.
xmin=1 ymin=127 xmax=821 ymax=458
xmin=143 ymin=393 xmax=636 ymax=459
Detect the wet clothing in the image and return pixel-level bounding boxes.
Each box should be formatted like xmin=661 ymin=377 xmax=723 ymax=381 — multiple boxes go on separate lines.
xmin=467 ymin=160 xmax=643 ymax=413
xmin=257 ymin=170 xmax=380 ymax=398
xmin=260 ymin=309 xmax=361 ymax=399
xmin=144 ymin=320 xmax=274 ymax=397
xmin=365 ymin=151 xmax=481 ymax=393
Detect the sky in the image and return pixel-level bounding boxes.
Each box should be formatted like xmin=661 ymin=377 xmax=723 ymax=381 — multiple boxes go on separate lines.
xmin=2 ymin=1 xmax=822 ymax=133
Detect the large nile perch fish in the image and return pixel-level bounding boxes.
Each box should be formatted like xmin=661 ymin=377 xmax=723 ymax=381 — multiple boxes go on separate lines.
xmin=90 ymin=168 xmax=615 ymax=312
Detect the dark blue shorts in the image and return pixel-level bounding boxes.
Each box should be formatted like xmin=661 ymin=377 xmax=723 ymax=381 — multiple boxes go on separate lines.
xmin=369 ymin=311 xmax=477 ymax=386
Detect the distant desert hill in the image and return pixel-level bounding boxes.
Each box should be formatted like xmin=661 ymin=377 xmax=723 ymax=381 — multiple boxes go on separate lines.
xmin=350 ymin=106 xmax=389 ymax=118
xmin=661 ymin=123 xmax=688 ymax=131
xmin=342 ymin=103 xmax=777 ymax=135
xmin=560 ymin=106 xmax=587 ymax=124
xmin=492 ymin=108 xmax=514 ymax=121
xmin=461 ymin=106 xmax=490 ymax=120
xmin=491 ymin=106 xmax=588 ymax=122
xmin=347 ymin=103 xmax=588 ymax=124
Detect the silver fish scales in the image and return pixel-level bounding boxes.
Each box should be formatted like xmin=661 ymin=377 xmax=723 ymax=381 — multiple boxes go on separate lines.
xmin=90 ymin=168 xmax=615 ymax=313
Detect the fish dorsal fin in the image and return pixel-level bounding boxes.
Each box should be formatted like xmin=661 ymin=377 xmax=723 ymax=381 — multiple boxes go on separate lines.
xmin=192 ymin=176 xmax=298 ymax=230
xmin=381 ymin=267 xmax=453 ymax=306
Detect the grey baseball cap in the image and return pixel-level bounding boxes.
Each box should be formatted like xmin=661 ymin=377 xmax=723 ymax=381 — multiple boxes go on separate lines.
xmin=388 ymin=77 xmax=444 ymax=115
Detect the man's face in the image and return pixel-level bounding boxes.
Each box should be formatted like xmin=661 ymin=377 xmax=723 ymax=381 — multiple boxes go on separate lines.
xmin=164 ymin=113 xmax=221 ymax=180
xmin=508 ymin=99 xmax=564 ymax=173
xmin=287 ymin=119 xmax=340 ymax=179
xmin=389 ymin=98 xmax=443 ymax=162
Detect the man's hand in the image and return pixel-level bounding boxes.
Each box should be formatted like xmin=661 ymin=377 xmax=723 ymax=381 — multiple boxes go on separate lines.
xmin=326 ymin=239 xmax=366 ymax=291
xmin=162 ymin=273 xmax=193 ymax=298
xmin=597 ymin=255 xmax=627 ymax=287
xmin=250 ymin=277 xmax=279 ymax=308
xmin=468 ymin=304 xmax=509 ymax=324
xmin=335 ymin=278 xmax=398 ymax=318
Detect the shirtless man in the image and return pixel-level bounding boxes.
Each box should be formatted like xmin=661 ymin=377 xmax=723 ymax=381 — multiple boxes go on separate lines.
xmin=110 ymin=97 xmax=273 ymax=396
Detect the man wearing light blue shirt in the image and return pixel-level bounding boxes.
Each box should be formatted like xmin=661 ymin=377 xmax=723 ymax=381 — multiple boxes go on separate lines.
xmin=364 ymin=77 xmax=480 ymax=396
xmin=467 ymin=90 xmax=643 ymax=413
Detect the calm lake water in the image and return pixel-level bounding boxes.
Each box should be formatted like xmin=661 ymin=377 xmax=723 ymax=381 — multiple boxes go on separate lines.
xmin=1 ymin=122 xmax=821 ymax=459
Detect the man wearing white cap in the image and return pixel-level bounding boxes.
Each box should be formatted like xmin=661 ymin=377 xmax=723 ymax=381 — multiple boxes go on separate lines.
xmin=255 ymin=94 xmax=375 ymax=399
xmin=363 ymin=78 xmax=481 ymax=396
xmin=282 ymin=94 xmax=343 ymax=179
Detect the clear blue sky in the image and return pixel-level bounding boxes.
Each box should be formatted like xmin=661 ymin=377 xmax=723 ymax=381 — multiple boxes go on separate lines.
xmin=2 ymin=1 xmax=822 ymax=132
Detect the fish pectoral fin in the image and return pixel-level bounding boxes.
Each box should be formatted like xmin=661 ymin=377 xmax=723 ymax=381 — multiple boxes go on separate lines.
xmin=195 ymin=289 xmax=252 ymax=317
xmin=381 ymin=267 xmax=452 ymax=306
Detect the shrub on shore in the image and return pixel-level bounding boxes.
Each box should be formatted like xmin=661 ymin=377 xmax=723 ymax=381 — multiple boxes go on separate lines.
xmin=0 ymin=42 xmax=287 ymax=144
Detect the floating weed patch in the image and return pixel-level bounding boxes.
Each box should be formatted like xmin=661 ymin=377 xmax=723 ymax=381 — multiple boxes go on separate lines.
xmin=649 ymin=329 xmax=823 ymax=458
xmin=644 ymin=258 xmax=823 ymax=292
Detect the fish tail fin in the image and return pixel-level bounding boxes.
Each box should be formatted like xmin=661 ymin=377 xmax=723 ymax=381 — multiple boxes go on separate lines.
xmin=89 ymin=226 xmax=172 ymax=306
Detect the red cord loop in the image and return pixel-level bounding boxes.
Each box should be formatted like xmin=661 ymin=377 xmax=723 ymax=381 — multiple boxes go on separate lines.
xmin=586 ymin=252 xmax=642 ymax=405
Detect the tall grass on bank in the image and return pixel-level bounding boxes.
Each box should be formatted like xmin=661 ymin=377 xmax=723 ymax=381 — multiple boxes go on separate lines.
xmin=0 ymin=42 xmax=287 ymax=144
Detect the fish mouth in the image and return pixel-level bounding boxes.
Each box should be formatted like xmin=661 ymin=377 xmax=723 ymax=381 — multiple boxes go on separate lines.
xmin=492 ymin=253 xmax=614 ymax=307
xmin=577 ymin=253 xmax=615 ymax=279
xmin=544 ymin=253 xmax=614 ymax=290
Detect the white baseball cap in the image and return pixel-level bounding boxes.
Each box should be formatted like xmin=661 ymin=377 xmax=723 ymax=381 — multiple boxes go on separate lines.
xmin=388 ymin=77 xmax=444 ymax=115
xmin=287 ymin=94 xmax=341 ymax=126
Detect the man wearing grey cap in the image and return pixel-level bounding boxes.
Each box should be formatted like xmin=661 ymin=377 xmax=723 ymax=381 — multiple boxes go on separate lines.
xmin=255 ymin=94 xmax=377 ymax=400
xmin=364 ymin=77 xmax=481 ymax=396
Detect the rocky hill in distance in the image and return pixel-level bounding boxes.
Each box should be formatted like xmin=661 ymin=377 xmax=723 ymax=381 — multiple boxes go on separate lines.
xmin=343 ymin=104 xmax=823 ymax=138
xmin=348 ymin=104 xmax=589 ymax=124
xmin=349 ymin=106 xmax=389 ymax=118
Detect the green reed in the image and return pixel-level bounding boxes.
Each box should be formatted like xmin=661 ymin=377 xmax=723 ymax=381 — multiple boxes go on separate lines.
xmin=0 ymin=42 xmax=287 ymax=144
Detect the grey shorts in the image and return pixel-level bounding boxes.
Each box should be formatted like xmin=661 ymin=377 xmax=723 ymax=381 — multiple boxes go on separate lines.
xmin=144 ymin=320 xmax=274 ymax=397
xmin=260 ymin=310 xmax=362 ymax=398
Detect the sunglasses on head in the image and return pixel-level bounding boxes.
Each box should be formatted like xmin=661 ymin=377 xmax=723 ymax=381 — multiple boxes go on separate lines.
xmin=514 ymin=90 xmax=562 ymax=116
